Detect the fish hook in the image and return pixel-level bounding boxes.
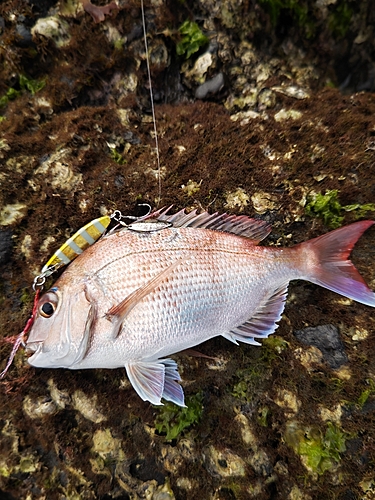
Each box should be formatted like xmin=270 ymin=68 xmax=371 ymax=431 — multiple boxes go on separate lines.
xmin=110 ymin=204 xmax=152 ymax=226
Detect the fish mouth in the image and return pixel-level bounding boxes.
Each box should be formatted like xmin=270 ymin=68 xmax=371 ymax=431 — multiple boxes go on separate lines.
xmin=26 ymin=341 xmax=64 ymax=368
xmin=26 ymin=342 xmax=42 ymax=355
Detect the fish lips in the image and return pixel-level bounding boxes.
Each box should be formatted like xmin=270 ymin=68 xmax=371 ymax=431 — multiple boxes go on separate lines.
xmin=26 ymin=337 xmax=73 ymax=368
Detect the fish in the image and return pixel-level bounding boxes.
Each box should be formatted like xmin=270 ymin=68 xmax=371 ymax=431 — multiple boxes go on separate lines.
xmin=25 ymin=208 xmax=375 ymax=407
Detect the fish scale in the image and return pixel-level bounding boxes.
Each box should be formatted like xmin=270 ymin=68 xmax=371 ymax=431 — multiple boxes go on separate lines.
xmin=25 ymin=208 xmax=375 ymax=406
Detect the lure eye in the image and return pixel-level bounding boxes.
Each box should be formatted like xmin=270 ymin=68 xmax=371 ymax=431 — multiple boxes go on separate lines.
xmin=40 ymin=302 xmax=55 ymax=318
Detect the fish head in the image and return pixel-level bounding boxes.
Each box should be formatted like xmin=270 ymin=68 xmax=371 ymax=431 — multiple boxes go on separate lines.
xmin=26 ymin=283 xmax=93 ymax=368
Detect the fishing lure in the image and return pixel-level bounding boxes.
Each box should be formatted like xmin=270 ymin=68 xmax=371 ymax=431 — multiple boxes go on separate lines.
xmin=41 ymin=215 xmax=111 ymax=276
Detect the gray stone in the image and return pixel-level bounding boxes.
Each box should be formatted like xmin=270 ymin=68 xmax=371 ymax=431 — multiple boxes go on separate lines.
xmin=0 ymin=229 xmax=12 ymax=266
xmin=294 ymin=324 xmax=348 ymax=369
xmin=195 ymin=73 xmax=225 ymax=100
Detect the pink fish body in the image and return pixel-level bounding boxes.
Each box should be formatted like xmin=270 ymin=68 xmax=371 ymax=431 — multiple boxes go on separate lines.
xmin=26 ymin=209 xmax=375 ymax=406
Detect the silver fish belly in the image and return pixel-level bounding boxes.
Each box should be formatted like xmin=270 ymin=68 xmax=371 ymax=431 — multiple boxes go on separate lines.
xmin=26 ymin=208 xmax=375 ymax=406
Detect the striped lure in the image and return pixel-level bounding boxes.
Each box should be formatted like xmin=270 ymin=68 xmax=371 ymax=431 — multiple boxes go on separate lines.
xmin=42 ymin=216 xmax=111 ymax=276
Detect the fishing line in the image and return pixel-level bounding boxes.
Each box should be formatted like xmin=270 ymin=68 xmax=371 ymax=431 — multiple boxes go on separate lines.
xmin=140 ymin=0 xmax=161 ymax=205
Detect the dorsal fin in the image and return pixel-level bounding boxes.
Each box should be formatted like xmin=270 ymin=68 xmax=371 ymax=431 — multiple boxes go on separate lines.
xmin=148 ymin=207 xmax=271 ymax=243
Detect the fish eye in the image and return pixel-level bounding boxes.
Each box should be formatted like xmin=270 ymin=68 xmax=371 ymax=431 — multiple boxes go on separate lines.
xmin=38 ymin=292 xmax=58 ymax=318
xmin=40 ymin=302 xmax=55 ymax=318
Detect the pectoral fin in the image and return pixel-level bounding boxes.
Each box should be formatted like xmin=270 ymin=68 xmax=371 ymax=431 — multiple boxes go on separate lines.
xmin=125 ymin=358 xmax=185 ymax=407
xmin=106 ymin=259 xmax=184 ymax=337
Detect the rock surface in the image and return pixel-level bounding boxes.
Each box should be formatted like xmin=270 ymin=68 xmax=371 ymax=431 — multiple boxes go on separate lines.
xmin=294 ymin=324 xmax=348 ymax=369
xmin=0 ymin=0 xmax=375 ymax=499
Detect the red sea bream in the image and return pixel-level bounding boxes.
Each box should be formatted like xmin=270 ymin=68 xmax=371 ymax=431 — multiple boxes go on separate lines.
xmin=26 ymin=208 xmax=375 ymax=406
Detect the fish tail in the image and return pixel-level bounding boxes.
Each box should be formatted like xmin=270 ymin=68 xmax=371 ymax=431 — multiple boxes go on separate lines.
xmin=301 ymin=220 xmax=375 ymax=307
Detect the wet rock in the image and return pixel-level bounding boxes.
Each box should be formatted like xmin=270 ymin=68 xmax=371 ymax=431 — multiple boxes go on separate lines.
xmin=225 ymin=188 xmax=250 ymax=210
xmin=272 ymin=85 xmax=310 ymax=100
xmin=235 ymin=413 xmax=258 ymax=446
xmin=230 ymin=109 xmax=262 ymax=125
xmin=23 ymin=395 xmax=58 ymax=419
xmin=15 ymin=21 xmax=33 ymax=47
xmin=91 ymin=428 xmax=124 ymax=462
xmin=185 ymin=52 xmax=213 ymax=83
xmin=257 ymin=88 xmax=276 ymax=109
xmin=0 ymin=138 xmax=10 ymax=159
xmin=32 ymin=148 xmax=83 ymax=193
xmin=47 ymin=378 xmax=71 ymax=409
xmin=31 ymin=16 xmax=71 ymax=47
xmin=181 ymin=179 xmax=202 ymax=196
xmin=274 ymin=109 xmax=302 ymax=122
xmin=203 ymin=445 xmax=246 ymax=478
xmin=0 ymin=203 xmax=27 ymax=226
xmin=294 ymin=325 xmax=348 ymax=369
xmin=195 ymin=73 xmax=225 ymax=99
xmin=72 ymin=389 xmax=106 ymax=423
xmin=20 ymin=234 xmax=32 ymax=259
xmin=123 ymin=130 xmax=141 ymax=145
xmin=129 ymin=457 xmax=165 ymax=484
xmin=249 ymin=449 xmax=273 ymax=477
xmin=319 ymin=404 xmax=343 ymax=424
xmin=251 ymin=191 xmax=280 ymax=214
xmin=289 ymin=485 xmax=312 ymax=500
xmin=176 ymin=476 xmax=198 ymax=492
xmin=274 ymin=389 xmax=301 ymax=415
xmin=0 ymin=229 xmax=12 ymax=266
xmin=293 ymin=345 xmax=324 ymax=372
xmin=151 ymin=482 xmax=175 ymax=500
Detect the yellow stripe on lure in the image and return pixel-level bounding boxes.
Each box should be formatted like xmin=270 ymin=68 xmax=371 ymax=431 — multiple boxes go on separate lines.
xmin=42 ymin=216 xmax=111 ymax=275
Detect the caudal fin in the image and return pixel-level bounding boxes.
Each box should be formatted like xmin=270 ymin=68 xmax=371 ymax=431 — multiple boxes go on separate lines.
xmin=302 ymin=220 xmax=375 ymax=307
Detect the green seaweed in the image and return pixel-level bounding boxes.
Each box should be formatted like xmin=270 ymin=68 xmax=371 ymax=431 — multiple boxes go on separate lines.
xmin=232 ymin=361 xmax=266 ymax=402
xmin=258 ymin=0 xmax=352 ymax=39
xmin=324 ymin=422 xmax=347 ymax=460
xmin=257 ymin=406 xmax=270 ymax=427
xmin=176 ymin=21 xmax=208 ymax=59
xmin=305 ymin=190 xmax=343 ymax=228
xmin=328 ymin=1 xmax=353 ymax=38
xmin=232 ymin=338 xmax=288 ymax=402
xmin=19 ymin=74 xmax=46 ymax=95
xmin=109 ymin=148 xmax=127 ymax=165
xmin=285 ymin=421 xmax=348 ymax=474
xmin=0 ymin=74 xmax=46 ymax=113
xmin=357 ymin=379 xmax=375 ymax=409
xmin=154 ymin=392 xmax=203 ymax=440
xmin=232 ymin=379 xmax=249 ymax=400
xmin=261 ymin=336 xmax=289 ymax=363
xmin=305 ymin=190 xmax=375 ymax=228
xmin=20 ymin=287 xmax=33 ymax=308
xmin=258 ymin=0 xmax=308 ymax=26
xmin=0 ymin=87 xmax=21 ymax=107
xmin=343 ymin=202 xmax=375 ymax=219
xmin=257 ymin=0 xmax=315 ymax=36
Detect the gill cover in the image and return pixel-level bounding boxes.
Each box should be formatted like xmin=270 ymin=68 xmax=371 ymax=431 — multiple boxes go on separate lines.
xmin=26 ymin=285 xmax=94 ymax=368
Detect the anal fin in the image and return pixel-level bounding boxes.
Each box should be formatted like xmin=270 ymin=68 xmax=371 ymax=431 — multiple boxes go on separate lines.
xmin=225 ymin=284 xmax=288 ymax=345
